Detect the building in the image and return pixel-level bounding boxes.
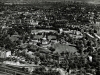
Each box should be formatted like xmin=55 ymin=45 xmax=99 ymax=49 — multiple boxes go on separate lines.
xmin=0 ymin=50 xmax=11 ymax=58
xmin=95 ymin=19 xmax=100 ymax=35
xmin=30 ymin=19 xmax=39 ymax=25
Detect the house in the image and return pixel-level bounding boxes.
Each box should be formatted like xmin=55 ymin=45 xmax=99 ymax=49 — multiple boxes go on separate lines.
xmin=95 ymin=19 xmax=100 ymax=32
xmin=30 ymin=19 xmax=39 ymax=25
xmin=0 ymin=50 xmax=11 ymax=58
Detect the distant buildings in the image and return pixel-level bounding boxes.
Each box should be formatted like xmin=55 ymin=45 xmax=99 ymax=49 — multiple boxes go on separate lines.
xmin=4 ymin=2 xmax=27 ymax=5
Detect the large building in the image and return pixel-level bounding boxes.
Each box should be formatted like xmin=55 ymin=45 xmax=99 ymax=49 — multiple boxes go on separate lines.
xmin=94 ymin=19 xmax=100 ymax=35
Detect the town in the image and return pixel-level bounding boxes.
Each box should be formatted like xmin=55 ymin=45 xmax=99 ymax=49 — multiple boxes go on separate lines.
xmin=0 ymin=1 xmax=100 ymax=75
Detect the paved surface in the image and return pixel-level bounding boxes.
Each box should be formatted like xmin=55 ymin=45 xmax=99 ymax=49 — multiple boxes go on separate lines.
xmin=34 ymin=35 xmax=56 ymax=39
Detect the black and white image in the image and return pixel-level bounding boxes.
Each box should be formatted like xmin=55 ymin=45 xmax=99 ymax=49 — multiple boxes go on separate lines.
xmin=0 ymin=0 xmax=100 ymax=75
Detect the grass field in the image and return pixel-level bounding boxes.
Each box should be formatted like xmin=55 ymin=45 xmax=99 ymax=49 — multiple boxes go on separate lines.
xmin=53 ymin=43 xmax=78 ymax=54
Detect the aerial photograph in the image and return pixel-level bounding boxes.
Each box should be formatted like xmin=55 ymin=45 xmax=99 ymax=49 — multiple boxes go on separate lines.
xmin=0 ymin=0 xmax=100 ymax=75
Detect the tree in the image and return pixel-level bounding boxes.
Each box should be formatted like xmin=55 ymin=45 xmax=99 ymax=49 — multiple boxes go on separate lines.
xmin=87 ymin=41 xmax=91 ymax=46
xmin=94 ymin=29 xmax=97 ymax=33
xmin=49 ymin=47 xmax=55 ymax=53
xmin=7 ymin=28 xmax=15 ymax=36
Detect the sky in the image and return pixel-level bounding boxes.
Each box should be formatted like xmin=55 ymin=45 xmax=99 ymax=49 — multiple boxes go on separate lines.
xmin=0 ymin=0 xmax=100 ymax=4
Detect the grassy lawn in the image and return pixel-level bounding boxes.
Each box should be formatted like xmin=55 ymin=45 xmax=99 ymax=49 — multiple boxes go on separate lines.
xmin=53 ymin=43 xmax=78 ymax=54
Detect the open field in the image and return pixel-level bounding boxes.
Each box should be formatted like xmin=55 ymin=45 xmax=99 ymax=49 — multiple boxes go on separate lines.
xmin=53 ymin=43 xmax=78 ymax=53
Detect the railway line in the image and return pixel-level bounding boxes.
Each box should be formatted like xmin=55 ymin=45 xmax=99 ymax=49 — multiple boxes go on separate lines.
xmin=0 ymin=64 xmax=31 ymax=75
